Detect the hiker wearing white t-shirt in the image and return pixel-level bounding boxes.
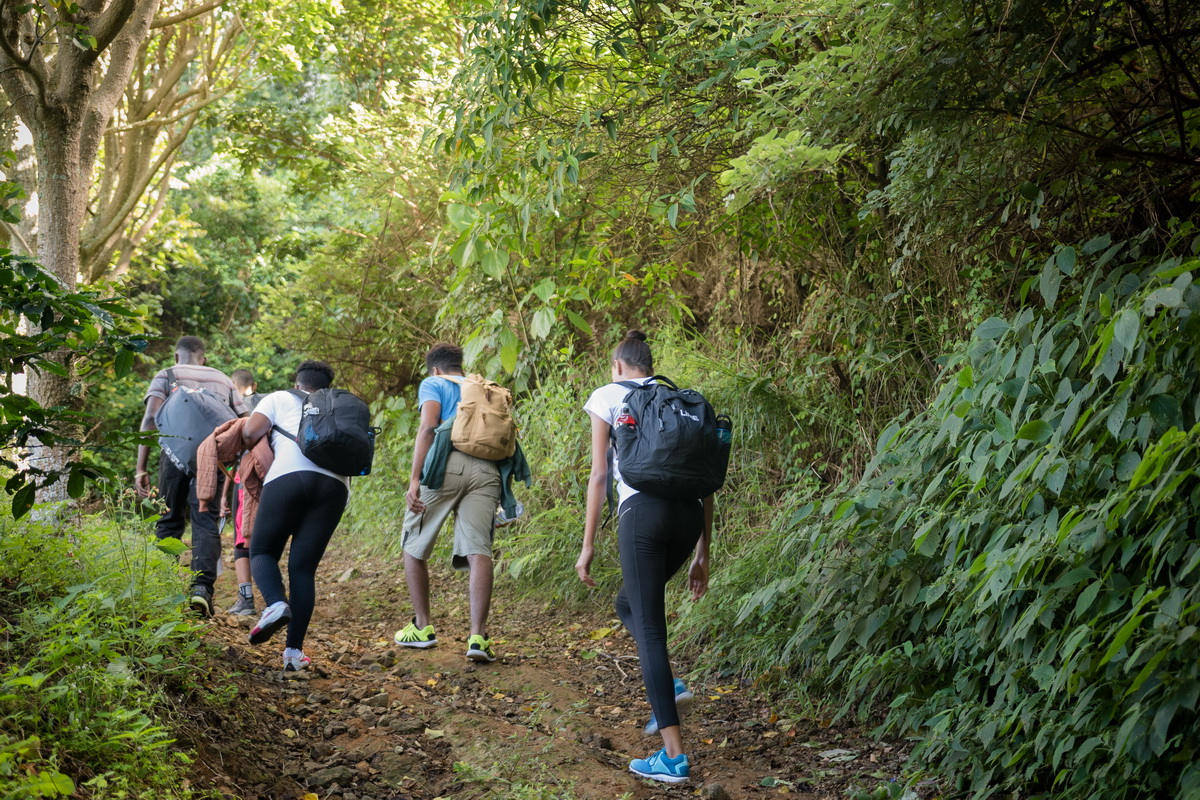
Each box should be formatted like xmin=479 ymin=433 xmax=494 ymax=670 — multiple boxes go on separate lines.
xmin=238 ymin=360 xmax=351 ymax=673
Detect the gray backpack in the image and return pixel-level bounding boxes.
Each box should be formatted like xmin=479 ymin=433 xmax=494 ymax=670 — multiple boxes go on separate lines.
xmin=154 ymin=368 xmax=238 ymax=475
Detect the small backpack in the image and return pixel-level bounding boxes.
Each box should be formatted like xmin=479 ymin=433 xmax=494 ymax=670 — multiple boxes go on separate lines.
xmin=155 ymin=368 xmax=239 ymax=475
xmin=611 ymin=376 xmax=731 ymax=500
xmin=443 ymin=374 xmax=517 ymax=461
xmin=273 ymin=388 xmax=378 ymax=477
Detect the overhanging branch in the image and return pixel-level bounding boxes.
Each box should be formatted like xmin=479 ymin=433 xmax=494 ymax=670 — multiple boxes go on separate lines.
xmin=150 ymin=0 xmax=225 ymax=29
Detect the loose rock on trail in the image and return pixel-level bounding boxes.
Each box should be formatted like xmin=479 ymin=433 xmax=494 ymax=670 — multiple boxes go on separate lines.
xmin=178 ymin=551 xmax=908 ymax=799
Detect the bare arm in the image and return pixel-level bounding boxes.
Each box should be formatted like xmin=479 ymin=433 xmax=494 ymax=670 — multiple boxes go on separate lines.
xmin=689 ymin=495 xmax=714 ymax=600
xmin=240 ymin=412 xmax=272 ymax=448
xmin=134 ymin=395 xmax=164 ymax=497
xmin=576 ymin=413 xmax=611 ymax=587
xmin=406 ymin=401 xmax=442 ymax=513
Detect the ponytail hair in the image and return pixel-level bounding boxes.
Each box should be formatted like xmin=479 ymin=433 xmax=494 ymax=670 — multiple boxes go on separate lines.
xmin=612 ymin=329 xmax=653 ymax=373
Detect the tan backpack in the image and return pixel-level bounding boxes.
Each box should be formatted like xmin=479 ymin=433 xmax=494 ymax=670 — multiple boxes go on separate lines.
xmin=443 ymin=375 xmax=517 ymax=460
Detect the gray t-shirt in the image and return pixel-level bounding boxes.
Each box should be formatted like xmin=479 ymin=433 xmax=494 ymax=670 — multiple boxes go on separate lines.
xmin=145 ymin=364 xmax=248 ymax=417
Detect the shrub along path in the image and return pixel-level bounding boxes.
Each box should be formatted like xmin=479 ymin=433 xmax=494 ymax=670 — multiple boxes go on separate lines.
xmin=178 ymin=550 xmax=908 ymax=800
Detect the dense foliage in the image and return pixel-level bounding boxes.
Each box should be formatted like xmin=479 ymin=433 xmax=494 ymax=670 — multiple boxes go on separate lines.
xmin=0 ymin=514 xmax=206 ymax=798
xmin=0 ymin=249 xmax=144 ymax=515
xmin=2 ymin=0 xmax=1196 ymax=796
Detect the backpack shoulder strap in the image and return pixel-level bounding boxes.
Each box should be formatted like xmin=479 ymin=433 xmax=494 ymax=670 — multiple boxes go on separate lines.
xmin=649 ymin=374 xmax=678 ymax=389
xmin=616 ymin=380 xmax=642 ymax=391
xmin=165 ymin=367 xmax=177 ymax=388
xmin=271 ymin=389 xmax=308 ymax=442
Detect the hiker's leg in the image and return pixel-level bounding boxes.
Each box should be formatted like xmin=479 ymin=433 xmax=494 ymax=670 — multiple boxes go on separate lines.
xmin=234 ymin=549 xmax=251 ymax=584
xmin=186 ymin=471 xmax=223 ymax=590
xmin=400 ymin=455 xmax=466 ymax=627
xmin=249 ymin=474 xmax=305 ymax=607
xmin=617 ymin=495 xmax=702 ymax=749
xmin=614 ymin=585 xmax=633 ymax=638
xmin=403 ymin=554 xmax=433 ymax=628
xmin=284 ymin=473 xmax=348 ymax=649
xmin=466 ymin=554 xmax=493 ymax=638
xmin=452 ymin=456 xmax=501 ymax=638
xmin=154 ymin=454 xmax=189 ymax=540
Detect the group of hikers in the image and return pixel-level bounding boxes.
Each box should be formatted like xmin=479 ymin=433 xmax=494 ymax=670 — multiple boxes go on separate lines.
xmin=135 ymin=331 xmax=730 ymax=784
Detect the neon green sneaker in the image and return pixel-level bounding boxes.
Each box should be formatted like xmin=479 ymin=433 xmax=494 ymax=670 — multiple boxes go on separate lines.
xmin=394 ymin=618 xmax=437 ymax=648
xmin=466 ymin=634 xmax=497 ymax=663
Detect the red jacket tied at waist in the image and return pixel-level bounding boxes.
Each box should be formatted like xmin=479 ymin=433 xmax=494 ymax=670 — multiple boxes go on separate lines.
xmin=196 ymin=417 xmax=274 ymax=542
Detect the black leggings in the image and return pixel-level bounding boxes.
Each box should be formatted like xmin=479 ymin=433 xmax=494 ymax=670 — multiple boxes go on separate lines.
xmin=249 ymin=471 xmax=348 ymax=649
xmin=614 ymin=493 xmax=703 ymax=730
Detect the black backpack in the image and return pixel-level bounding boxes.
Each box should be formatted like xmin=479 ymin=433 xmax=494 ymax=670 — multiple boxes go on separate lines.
xmin=611 ymin=376 xmax=731 ymax=500
xmin=273 ymin=389 xmax=378 ymax=477
xmin=155 ymin=368 xmax=238 ymax=475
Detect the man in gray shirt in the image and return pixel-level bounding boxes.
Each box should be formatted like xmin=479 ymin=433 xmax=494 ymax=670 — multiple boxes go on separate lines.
xmin=135 ymin=336 xmax=247 ymax=616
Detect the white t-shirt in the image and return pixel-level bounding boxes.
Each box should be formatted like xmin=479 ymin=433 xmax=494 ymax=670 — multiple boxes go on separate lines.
xmin=583 ymin=377 xmax=656 ymax=507
xmin=253 ymin=390 xmax=351 ymax=488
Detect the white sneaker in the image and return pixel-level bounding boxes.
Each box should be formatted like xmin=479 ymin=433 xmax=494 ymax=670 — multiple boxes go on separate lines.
xmin=248 ymin=601 xmax=291 ymax=645
xmin=283 ymin=651 xmax=311 ymax=672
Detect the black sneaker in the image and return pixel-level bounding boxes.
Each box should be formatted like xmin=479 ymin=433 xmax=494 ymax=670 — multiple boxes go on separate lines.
xmin=188 ymin=584 xmax=214 ymax=617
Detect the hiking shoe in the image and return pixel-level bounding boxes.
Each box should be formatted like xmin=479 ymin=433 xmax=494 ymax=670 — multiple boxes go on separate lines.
xmin=643 ymin=678 xmax=695 ymax=735
xmin=227 ymin=594 xmax=256 ymax=616
xmin=466 ymin=634 xmax=497 ymax=663
xmin=248 ymin=601 xmax=292 ymax=645
xmin=629 ymin=748 xmax=690 ymax=783
xmin=283 ymin=653 xmax=311 ymax=672
xmin=394 ymin=619 xmax=437 ymax=648
xmin=188 ymin=584 xmax=213 ymax=618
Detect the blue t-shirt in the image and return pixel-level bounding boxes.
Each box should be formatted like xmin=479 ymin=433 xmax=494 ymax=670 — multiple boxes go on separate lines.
xmin=417 ymin=376 xmax=462 ymax=423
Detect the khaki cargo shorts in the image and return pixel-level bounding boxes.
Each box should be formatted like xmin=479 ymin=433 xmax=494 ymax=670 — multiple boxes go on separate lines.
xmin=402 ymin=449 xmax=501 ymax=569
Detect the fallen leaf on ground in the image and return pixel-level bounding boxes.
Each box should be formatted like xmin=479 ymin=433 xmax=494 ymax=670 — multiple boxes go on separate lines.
xmin=282 ymin=729 xmax=297 ymax=739
xmin=425 ymin=728 xmax=446 ymax=739
xmin=587 ymin=627 xmax=613 ymax=640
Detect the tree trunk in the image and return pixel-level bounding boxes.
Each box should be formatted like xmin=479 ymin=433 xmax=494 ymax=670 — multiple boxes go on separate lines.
xmin=0 ymin=0 xmax=164 ymax=503
xmin=22 ymin=109 xmax=86 ymax=503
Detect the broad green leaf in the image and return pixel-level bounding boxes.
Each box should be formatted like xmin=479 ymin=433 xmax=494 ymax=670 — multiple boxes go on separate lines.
xmin=1017 ymin=420 xmax=1053 ymax=442
xmin=1100 ymin=614 xmax=1143 ymax=665
xmin=564 ymin=309 xmax=591 ymax=335
xmin=114 ymin=347 xmax=134 ymax=378
xmin=155 ymin=537 xmax=187 ymax=557
xmin=1142 ymin=286 xmax=1182 ymax=314
xmin=531 ymin=279 xmax=556 ymax=303
xmin=1112 ymin=309 xmax=1139 ymax=351
xmin=1040 ymin=257 xmax=1062 ymax=308
xmin=480 ymin=247 xmax=510 ymax=278
xmin=1056 ymin=246 xmax=1077 ymax=275
xmin=975 ymin=317 xmax=1010 ymax=340
xmin=11 ymin=482 xmax=35 ymax=519
xmin=67 ymin=468 xmax=86 ymax=499
xmin=957 ymin=365 xmax=974 ymax=388
xmin=531 ymin=307 xmax=554 ymax=339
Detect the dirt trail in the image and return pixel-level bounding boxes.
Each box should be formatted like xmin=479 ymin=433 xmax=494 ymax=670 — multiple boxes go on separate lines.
xmin=180 ymin=551 xmax=908 ymax=800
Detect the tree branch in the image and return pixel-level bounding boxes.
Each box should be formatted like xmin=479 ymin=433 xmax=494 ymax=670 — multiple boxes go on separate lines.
xmin=0 ymin=12 xmax=46 ymax=105
xmin=92 ymin=0 xmax=145 ymax=54
xmin=150 ymin=0 xmax=224 ymax=29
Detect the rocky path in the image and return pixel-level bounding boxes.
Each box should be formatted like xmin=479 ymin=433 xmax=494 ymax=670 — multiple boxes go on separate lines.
xmin=179 ymin=551 xmax=908 ymax=800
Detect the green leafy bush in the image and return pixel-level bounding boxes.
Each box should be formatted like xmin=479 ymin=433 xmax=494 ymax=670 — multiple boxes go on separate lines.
xmin=0 ymin=514 xmax=203 ymax=798
xmin=712 ymin=235 xmax=1200 ymax=799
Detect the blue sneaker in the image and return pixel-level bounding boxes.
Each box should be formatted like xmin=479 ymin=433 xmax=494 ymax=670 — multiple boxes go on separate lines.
xmin=643 ymin=678 xmax=695 ymax=735
xmin=629 ymin=748 xmax=689 ymax=783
